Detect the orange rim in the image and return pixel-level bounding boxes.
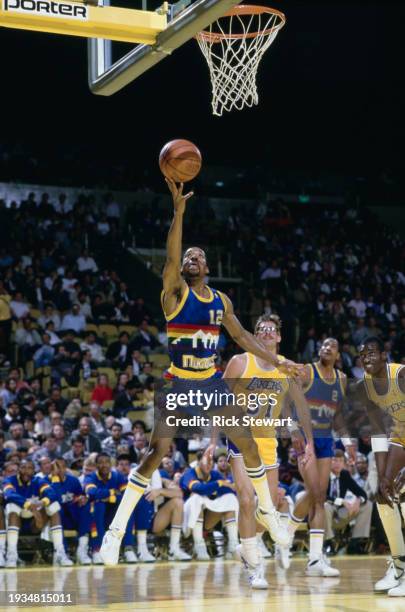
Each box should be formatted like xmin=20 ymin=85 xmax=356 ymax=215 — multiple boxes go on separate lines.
xmin=196 ymin=5 xmax=286 ymax=42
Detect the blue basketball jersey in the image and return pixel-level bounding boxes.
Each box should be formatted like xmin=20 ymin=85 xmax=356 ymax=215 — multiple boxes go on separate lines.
xmin=162 ymin=285 xmax=227 ymax=379
xmin=304 ymin=363 xmax=345 ymax=437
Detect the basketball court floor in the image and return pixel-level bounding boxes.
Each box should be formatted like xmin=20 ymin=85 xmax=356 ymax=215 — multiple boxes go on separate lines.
xmin=0 ymin=557 xmax=402 ymax=611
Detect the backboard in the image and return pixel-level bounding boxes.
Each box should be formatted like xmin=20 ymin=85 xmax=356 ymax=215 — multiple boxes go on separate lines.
xmin=0 ymin=0 xmax=241 ymax=96
xmin=88 ymin=0 xmax=241 ymax=96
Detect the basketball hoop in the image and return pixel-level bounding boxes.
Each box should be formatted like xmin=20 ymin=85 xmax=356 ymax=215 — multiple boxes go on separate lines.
xmin=196 ymin=5 xmax=286 ymax=116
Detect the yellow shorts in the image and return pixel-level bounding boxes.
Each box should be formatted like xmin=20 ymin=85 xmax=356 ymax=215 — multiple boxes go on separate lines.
xmin=254 ymin=436 xmax=278 ymax=470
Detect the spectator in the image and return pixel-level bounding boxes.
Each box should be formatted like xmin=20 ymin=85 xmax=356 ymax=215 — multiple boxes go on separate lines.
xmin=351 ymin=357 xmax=364 ymax=379
xmin=101 ymin=423 xmax=130 ymax=458
xmin=80 ymin=332 xmax=104 ymax=363
xmin=91 ymin=374 xmax=113 ymax=405
xmin=44 ymin=321 xmax=61 ymax=345
xmin=60 ymin=305 xmax=86 ymax=335
xmin=33 ymin=333 xmax=55 ymax=368
xmin=38 ymin=304 xmax=61 ymax=331
xmin=72 ymin=417 xmax=102 ymax=454
xmin=70 ymin=350 xmax=98 ymax=386
xmin=52 ymin=424 xmax=70 ymax=455
xmin=113 ymin=379 xmax=142 ymax=417
xmin=106 ymin=332 xmax=130 ymax=369
xmin=6 ymin=423 xmax=32 ymax=451
xmin=9 ymin=291 xmax=30 ymax=320
xmin=130 ymin=320 xmax=160 ymax=354
xmin=63 ymin=435 xmax=88 ymax=469
xmin=3 ymin=402 xmax=23 ymax=431
xmin=77 ymin=250 xmax=98 ymax=274
xmin=33 ymin=407 xmax=52 ymax=437
xmin=15 ymin=318 xmax=42 ymax=363
xmin=324 ymin=449 xmax=372 ymax=554
xmin=88 ymin=402 xmax=107 ymax=439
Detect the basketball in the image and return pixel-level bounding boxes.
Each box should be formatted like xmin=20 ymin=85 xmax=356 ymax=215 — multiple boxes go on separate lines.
xmin=159 ymin=139 xmax=202 ymax=182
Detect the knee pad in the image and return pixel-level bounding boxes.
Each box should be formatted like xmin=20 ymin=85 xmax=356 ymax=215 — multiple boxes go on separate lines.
xmin=45 ymin=501 xmax=61 ymax=517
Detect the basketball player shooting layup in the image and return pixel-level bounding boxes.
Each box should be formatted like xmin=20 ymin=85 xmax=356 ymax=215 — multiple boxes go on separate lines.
xmin=100 ymin=179 xmax=302 ymax=564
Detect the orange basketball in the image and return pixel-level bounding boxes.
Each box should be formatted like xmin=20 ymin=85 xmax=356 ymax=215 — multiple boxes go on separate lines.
xmin=159 ymin=139 xmax=202 ymax=183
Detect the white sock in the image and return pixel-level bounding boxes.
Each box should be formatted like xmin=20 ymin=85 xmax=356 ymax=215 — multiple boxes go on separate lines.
xmin=137 ymin=530 xmax=148 ymax=553
xmin=377 ymin=503 xmax=405 ymax=558
xmin=7 ymin=527 xmax=19 ymax=555
xmin=193 ymin=519 xmax=204 ymax=545
xmin=170 ymin=525 xmax=182 ymax=553
xmin=50 ymin=525 xmax=65 ymax=554
xmin=110 ymin=471 xmax=151 ymax=533
xmin=78 ymin=535 xmax=89 ymax=550
xmin=309 ymin=529 xmax=324 ymax=561
xmin=245 ymin=465 xmax=275 ymax=513
xmin=0 ymin=530 xmax=6 ymax=553
xmin=287 ymin=511 xmax=305 ymax=536
xmin=225 ymin=518 xmax=238 ymax=549
xmin=241 ymin=536 xmax=260 ymax=567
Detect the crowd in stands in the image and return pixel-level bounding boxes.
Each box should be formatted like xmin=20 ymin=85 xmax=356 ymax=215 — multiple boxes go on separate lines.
xmin=0 ymin=186 xmax=402 ymax=566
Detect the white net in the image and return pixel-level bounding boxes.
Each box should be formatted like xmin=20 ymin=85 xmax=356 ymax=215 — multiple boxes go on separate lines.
xmin=196 ymin=6 xmax=285 ymax=116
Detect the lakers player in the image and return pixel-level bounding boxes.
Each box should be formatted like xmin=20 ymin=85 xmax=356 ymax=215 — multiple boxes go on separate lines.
xmin=224 ymin=314 xmax=314 ymax=588
xmin=100 ymin=179 xmax=299 ymax=564
xmin=356 ymin=337 xmax=405 ymax=597
xmin=286 ymin=338 xmax=349 ymax=577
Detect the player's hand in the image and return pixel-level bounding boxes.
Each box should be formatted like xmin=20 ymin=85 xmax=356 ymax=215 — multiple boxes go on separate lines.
xmin=145 ymin=489 xmax=160 ymax=502
xmin=345 ymin=444 xmax=357 ymax=465
xmin=220 ymin=480 xmax=235 ymax=490
xmin=203 ymin=444 xmax=216 ymax=463
xmin=344 ymin=498 xmax=360 ymax=518
xmin=277 ymin=359 xmax=304 ymax=377
xmin=200 ymin=448 xmax=214 ymax=473
xmin=165 ymin=178 xmax=193 ymax=214
xmin=75 ymin=495 xmax=88 ymax=507
xmin=301 ymin=441 xmax=314 ymax=467
xmin=291 ymin=430 xmax=306 ymax=456
xmin=394 ymin=467 xmax=405 ymax=495
xmin=379 ymin=476 xmax=396 ymax=508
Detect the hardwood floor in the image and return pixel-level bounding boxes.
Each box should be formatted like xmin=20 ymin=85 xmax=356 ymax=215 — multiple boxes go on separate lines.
xmin=0 ymin=556 xmax=403 ymax=611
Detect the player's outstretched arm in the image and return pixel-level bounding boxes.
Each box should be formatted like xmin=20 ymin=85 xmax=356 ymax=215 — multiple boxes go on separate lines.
xmin=221 ymin=293 xmax=301 ymax=373
xmin=287 ymin=379 xmax=313 ymax=446
xmin=162 ymin=179 xmax=192 ymax=308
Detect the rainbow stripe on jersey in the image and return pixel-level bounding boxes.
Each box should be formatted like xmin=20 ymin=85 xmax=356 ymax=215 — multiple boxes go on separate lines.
xmin=162 ymin=285 xmax=227 ymax=379
xmin=304 ymin=363 xmax=345 ymax=436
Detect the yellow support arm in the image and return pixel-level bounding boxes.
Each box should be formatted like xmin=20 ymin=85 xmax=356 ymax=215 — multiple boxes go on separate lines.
xmin=0 ymin=0 xmax=167 ymax=45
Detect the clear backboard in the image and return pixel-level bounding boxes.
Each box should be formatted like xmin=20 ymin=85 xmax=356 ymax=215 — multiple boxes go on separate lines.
xmin=88 ymin=0 xmax=241 ymax=96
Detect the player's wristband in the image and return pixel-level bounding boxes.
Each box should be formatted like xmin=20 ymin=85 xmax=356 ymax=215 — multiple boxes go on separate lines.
xmin=334 ymin=497 xmax=344 ymax=507
xmin=371 ymin=437 xmax=389 ymax=453
xmin=341 ymin=437 xmax=353 ymax=448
